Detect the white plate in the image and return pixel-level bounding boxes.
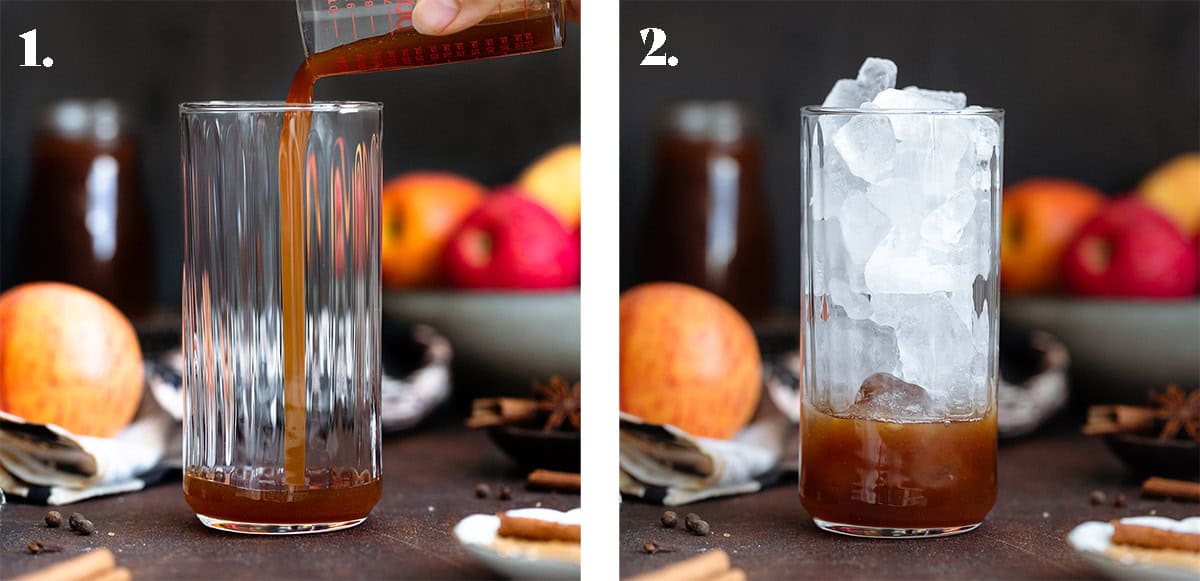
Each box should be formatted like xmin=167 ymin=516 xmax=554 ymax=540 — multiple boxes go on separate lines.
xmin=1067 ymin=516 xmax=1200 ymax=580
xmin=453 ymin=507 xmax=581 ymax=580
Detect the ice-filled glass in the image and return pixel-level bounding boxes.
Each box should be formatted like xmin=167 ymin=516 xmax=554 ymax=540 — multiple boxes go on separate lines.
xmin=799 ymin=105 xmax=1003 ymax=538
xmin=180 ymin=102 xmax=382 ymax=534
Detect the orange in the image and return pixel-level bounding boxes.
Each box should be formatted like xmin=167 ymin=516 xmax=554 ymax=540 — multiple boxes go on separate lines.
xmin=1001 ymin=178 xmax=1106 ymax=294
xmin=0 ymin=282 xmax=144 ymax=437
xmin=380 ymin=172 xmax=486 ymax=288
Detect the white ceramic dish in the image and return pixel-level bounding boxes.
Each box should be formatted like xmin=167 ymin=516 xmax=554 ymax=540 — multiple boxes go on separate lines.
xmin=1003 ymin=297 xmax=1200 ymax=405
xmin=383 ymin=291 xmax=580 ymax=396
xmin=453 ymin=507 xmax=581 ymax=580
xmin=1067 ymin=516 xmax=1200 ymax=580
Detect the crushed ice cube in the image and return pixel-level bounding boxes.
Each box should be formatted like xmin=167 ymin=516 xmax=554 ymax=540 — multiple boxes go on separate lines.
xmin=865 ymin=230 xmax=958 ymax=294
xmin=829 ymin=279 xmax=872 ymax=320
xmin=928 ymin=118 xmax=974 ymax=188
xmin=839 ymin=193 xmax=891 ymax=264
xmin=813 ymin=217 xmax=854 ymax=295
xmin=872 ymin=88 xmax=957 ymax=110
xmin=902 ymin=86 xmax=967 ymax=109
xmin=894 ymin=294 xmax=974 ymax=394
xmin=816 ymin=316 xmax=900 ymax=410
xmin=885 ymin=117 xmax=973 ymax=196
xmin=848 ymin=372 xmax=933 ymax=420
xmin=865 ymin=177 xmax=926 ymax=229
xmin=943 ymin=199 xmax=993 ymax=283
xmin=811 ymin=148 xmax=868 ymax=220
xmin=972 ymin=296 xmax=991 ymax=354
xmin=920 ymin=188 xmax=977 ymax=244
xmin=959 ymin=275 xmax=993 ymax=355
xmin=823 ymin=79 xmax=869 ymax=108
xmin=949 ymin=287 xmax=976 ymax=330
xmin=833 ymin=115 xmax=896 ymax=183
xmin=971 ymin=114 xmax=1001 ymax=160
xmin=816 ymin=217 xmax=870 ymax=298
xmin=868 ymin=293 xmax=918 ymax=329
xmin=856 ymin=58 xmax=898 ymax=101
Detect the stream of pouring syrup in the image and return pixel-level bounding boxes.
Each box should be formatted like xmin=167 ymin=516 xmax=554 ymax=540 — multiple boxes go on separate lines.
xmin=276 ymin=11 xmax=561 ymax=486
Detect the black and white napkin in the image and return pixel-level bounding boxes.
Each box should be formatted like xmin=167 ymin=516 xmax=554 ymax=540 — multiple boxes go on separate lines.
xmin=0 ymin=325 xmax=452 ymax=505
xmin=0 ymin=361 xmax=182 ymax=505
xmin=619 ymin=412 xmax=792 ymax=506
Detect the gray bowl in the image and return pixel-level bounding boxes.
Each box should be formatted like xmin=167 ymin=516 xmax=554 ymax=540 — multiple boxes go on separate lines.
xmin=1002 ymin=297 xmax=1200 ymax=405
xmin=383 ymin=290 xmax=580 ymax=398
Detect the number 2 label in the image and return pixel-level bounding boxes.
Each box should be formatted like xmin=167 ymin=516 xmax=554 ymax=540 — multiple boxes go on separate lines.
xmin=639 ymin=28 xmax=678 ymax=67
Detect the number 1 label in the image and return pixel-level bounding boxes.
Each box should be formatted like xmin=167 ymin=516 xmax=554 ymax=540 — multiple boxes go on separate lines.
xmin=18 ymin=29 xmax=54 ymax=68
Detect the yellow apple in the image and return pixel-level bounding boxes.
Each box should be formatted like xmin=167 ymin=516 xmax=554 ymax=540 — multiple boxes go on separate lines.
xmin=1140 ymin=153 xmax=1200 ymax=237
xmin=518 ymin=143 xmax=581 ymax=231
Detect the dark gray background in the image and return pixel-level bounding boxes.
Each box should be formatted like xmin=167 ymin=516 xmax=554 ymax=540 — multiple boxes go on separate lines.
xmin=620 ymin=0 xmax=1200 ymax=310
xmin=0 ymin=0 xmax=581 ymax=305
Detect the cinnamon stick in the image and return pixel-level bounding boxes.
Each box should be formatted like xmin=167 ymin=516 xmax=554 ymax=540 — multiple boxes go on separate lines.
xmin=1082 ymin=405 xmax=1156 ymax=435
xmin=528 ymin=469 xmax=581 ymax=491
xmin=710 ymin=569 xmax=747 ymax=581
xmin=1111 ymin=521 xmax=1200 ymax=552
xmin=627 ymin=550 xmax=732 ymax=581
xmin=467 ymin=398 xmax=539 ymax=428
xmin=497 ymin=514 xmax=581 ymax=543
xmin=14 ymin=548 xmax=116 ymax=581
xmin=1142 ymin=477 xmax=1200 ymax=501
xmin=92 ymin=568 xmax=132 ymax=581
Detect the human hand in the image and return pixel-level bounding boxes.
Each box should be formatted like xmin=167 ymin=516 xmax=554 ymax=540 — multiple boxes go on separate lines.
xmin=414 ymin=0 xmax=580 ymax=36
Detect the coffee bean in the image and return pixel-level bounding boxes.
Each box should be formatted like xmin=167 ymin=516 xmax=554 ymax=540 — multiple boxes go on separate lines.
xmin=474 ymin=483 xmax=491 ymax=499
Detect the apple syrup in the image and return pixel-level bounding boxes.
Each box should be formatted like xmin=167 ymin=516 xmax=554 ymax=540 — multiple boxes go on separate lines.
xmin=799 ymin=404 xmax=997 ymax=530
xmin=184 ymin=468 xmax=382 ymax=525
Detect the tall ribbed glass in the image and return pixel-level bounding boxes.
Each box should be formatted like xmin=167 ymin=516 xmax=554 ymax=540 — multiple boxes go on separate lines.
xmin=180 ymin=102 xmax=383 ymax=534
xmin=799 ymin=106 xmax=1003 ymax=538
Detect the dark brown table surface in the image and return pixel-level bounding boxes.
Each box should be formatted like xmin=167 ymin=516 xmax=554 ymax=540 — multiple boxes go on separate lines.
xmin=1 ymin=418 xmax=579 ymax=580
xmin=620 ymin=425 xmax=1200 ymax=579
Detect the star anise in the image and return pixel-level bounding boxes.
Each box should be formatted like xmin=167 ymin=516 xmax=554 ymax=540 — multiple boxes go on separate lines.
xmin=534 ymin=376 xmax=580 ymax=432
xmin=1149 ymin=384 xmax=1200 ymax=442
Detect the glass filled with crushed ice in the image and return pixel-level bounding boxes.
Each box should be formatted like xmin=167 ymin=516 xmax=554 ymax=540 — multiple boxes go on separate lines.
xmin=798 ymin=58 xmax=1003 ymax=538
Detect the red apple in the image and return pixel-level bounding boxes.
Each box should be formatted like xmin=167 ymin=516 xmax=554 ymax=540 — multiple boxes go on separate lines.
xmin=442 ymin=189 xmax=580 ymax=289
xmin=1061 ymin=197 xmax=1199 ymax=298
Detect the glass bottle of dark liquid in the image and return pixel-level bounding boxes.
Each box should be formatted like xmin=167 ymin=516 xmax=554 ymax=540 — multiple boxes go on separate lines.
xmin=20 ymin=100 xmax=155 ymax=317
xmin=640 ymin=102 xmax=775 ymax=319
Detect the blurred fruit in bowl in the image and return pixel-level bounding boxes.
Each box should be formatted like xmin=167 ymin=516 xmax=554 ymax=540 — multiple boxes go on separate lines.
xmin=518 ymin=143 xmax=581 ymax=231
xmin=443 ymin=190 xmax=580 ymax=290
xmin=0 ymin=282 xmax=144 ymax=437
xmin=1139 ymin=153 xmax=1200 ymax=237
xmin=381 ymin=172 xmax=485 ymax=288
xmin=619 ymin=283 xmax=761 ymax=439
xmin=1001 ymin=178 xmax=1105 ymax=294
xmin=1061 ymin=198 xmax=1199 ymax=298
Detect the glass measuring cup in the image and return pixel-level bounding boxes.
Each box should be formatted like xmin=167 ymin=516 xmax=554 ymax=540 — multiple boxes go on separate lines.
xmin=295 ymin=0 xmax=566 ymax=74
